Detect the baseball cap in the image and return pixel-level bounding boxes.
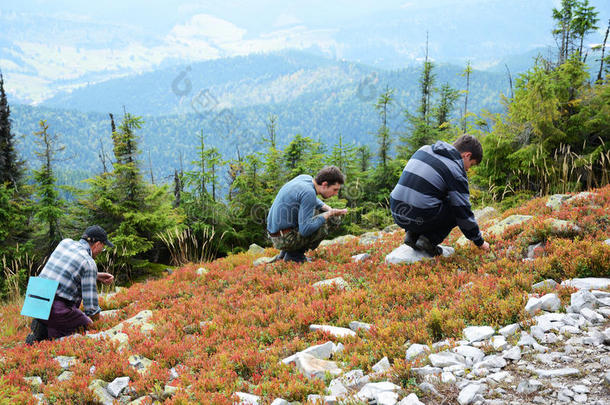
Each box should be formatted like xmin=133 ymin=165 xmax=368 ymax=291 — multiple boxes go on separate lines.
xmin=82 ymin=225 xmax=115 ymax=248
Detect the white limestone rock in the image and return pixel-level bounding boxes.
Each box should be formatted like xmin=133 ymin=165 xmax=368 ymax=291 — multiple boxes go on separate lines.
xmin=441 ymin=371 xmax=457 ymax=384
xmin=24 ymin=376 xmax=43 ymax=388
xmin=533 ymin=367 xmax=580 ymax=378
xmin=54 ymin=356 xmax=77 ymax=370
xmin=253 ymin=257 xmax=275 ymax=266
xmin=546 ymin=194 xmax=570 ymax=210
xmin=517 ymin=379 xmax=543 ymax=394
xmin=281 ymin=341 xmax=336 ymax=364
xmin=452 ymin=345 xmax=485 ymax=364
xmin=372 ymin=356 xmax=391 ymax=373
xmin=463 ymin=325 xmax=495 ymax=343
xmin=359 ymin=232 xmax=380 ymax=246
xmin=498 ymin=323 xmax=520 ymax=337
xmin=57 ymin=371 xmax=74 ymax=382
xmin=328 ymin=379 xmax=348 ymax=397
xmin=196 ymin=267 xmax=208 ymax=275
xmin=247 ymin=243 xmax=265 ymax=254
xmin=457 ymin=384 xmax=483 ymax=405
xmin=351 ymin=253 xmax=371 ymax=262
xmin=319 ymin=235 xmax=357 ymax=247
xmin=349 ymin=321 xmax=372 ymax=332
xmin=89 ymin=380 xmax=114 ymax=405
xmin=235 ymin=392 xmax=260 ymax=404
xmin=562 ymin=278 xmax=610 ymax=291
xmin=313 ymin=277 xmax=349 ymax=291
xmin=309 ymin=324 xmax=356 ymax=338
xmin=356 ymin=382 xmax=401 ymax=402
xmin=539 ymin=293 xmax=562 ymax=312
xmin=532 ymin=279 xmax=558 ymax=291
xmin=428 ymin=352 xmax=467 ymax=368
xmin=491 ymin=335 xmax=509 ymax=351
xmin=473 ymin=355 xmax=507 ymax=369
xmin=107 ymin=376 xmax=130 ymax=398
xmin=405 ymin=343 xmax=430 ymax=361
xmin=580 ymin=307 xmax=604 ymax=323
xmin=397 ymin=393 xmax=425 ymax=405
xmin=385 ymin=244 xmax=454 ymax=264
xmin=474 ymin=206 xmax=498 ymax=223
xmin=270 ymin=399 xmax=290 ymax=405
xmin=502 ymin=346 xmax=522 ymax=361
xmin=486 ymin=215 xmax=532 ymax=237
xmin=525 ymin=296 xmax=543 ymax=315
xmin=294 ymin=353 xmax=342 ymax=379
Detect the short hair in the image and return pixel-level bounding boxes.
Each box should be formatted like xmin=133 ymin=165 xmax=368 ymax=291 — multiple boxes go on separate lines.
xmin=453 ymin=135 xmax=483 ymax=163
xmin=315 ymin=165 xmax=345 ymax=186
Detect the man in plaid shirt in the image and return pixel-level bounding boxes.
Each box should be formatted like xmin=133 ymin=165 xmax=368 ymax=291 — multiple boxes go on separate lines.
xmin=25 ymin=225 xmax=115 ymax=344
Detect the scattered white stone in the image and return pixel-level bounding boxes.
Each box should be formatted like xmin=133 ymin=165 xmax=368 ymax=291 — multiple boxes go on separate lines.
xmin=235 ymin=392 xmax=260 ymax=405
xmin=580 ymin=307 xmax=604 ymax=323
xmin=309 ymin=324 xmax=356 ymax=338
xmin=397 ymin=393 xmax=425 ymax=405
xmin=463 ymin=326 xmax=494 ymax=343
xmin=89 ymin=380 xmax=114 ymax=405
xmin=411 ymin=365 xmax=442 ymax=376
xmin=349 ymin=321 xmax=372 ymax=332
xmin=518 ymin=331 xmax=548 ymax=352
xmin=57 ymin=371 xmax=74 ymax=382
xmin=491 ymin=335 xmax=508 ymax=351
xmin=498 ymin=323 xmax=520 ymax=337
xmin=441 ymin=371 xmax=457 ymax=384
xmin=107 ymin=376 xmax=130 ymax=397
xmin=385 ymin=244 xmax=454 ymax=264
xmin=328 ymin=379 xmax=348 ymax=397
xmin=474 ymin=355 xmax=507 ymax=369
xmin=270 ymin=399 xmax=290 ymax=405
xmin=457 ymin=383 xmax=483 ymax=405
xmin=405 ymin=343 xmax=430 ymax=361
xmin=533 ymin=367 xmax=580 ymax=378
xmin=539 ymin=293 xmax=561 ymax=312
xmin=532 ymin=279 xmax=558 ymax=291
xmin=352 ymin=253 xmax=371 ymax=262
xmin=372 ymin=357 xmax=391 ymax=373
xmin=196 ymin=267 xmax=208 ymax=275
xmin=253 ymin=257 xmax=275 ymax=266
xmin=517 ymin=379 xmax=543 ymax=394
xmin=294 ymin=353 xmax=342 ymax=379
xmin=54 ymin=356 xmax=77 ymax=370
xmin=562 ymin=278 xmax=610 ymax=291
xmin=356 ymin=382 xmax=401 ymax=403
xmin=429 ymin=351 xmax=467 ymax=368
xmin=313 ymin=277 xmax=349 ymax=291
xmin=452 ymin=345 xmax=485 ymax=364
xmin=502 ymin=346 xmax=522 ymax=361
xmin=24 ymin=376 xmax=43 ymax=388
xmin=488 ymin=371 xmax=511 ymax=383
xmin=525 ymin=296 xmax=543 ymax=315
xmin=247 ymin=244 xmax=265 ymax=254
xmin=546 ymin=194 xmax=570 ymax=210
xmin=334 ymin=369 xmax=365 ymax=389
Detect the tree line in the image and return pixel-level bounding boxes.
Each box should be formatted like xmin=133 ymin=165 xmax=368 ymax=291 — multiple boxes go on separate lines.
xmin=0 ymin=0 xmax=609 ymax=299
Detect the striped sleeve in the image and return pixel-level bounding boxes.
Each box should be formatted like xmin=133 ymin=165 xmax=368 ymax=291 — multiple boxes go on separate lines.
xmin=447 ymin=172 xmax=484 ymax=246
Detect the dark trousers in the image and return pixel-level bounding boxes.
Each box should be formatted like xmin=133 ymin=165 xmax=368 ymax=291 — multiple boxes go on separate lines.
xmin=41 ymin=296 xmax=92 ymax=338
xmin=390 ymin=197 xmax=456 ymax=246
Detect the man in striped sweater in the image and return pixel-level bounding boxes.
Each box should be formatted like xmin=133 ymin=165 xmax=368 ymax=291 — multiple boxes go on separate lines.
xmin=390 ymin=135 xmax=490 ymax=256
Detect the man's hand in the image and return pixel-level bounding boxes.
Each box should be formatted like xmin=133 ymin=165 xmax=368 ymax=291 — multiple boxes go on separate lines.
xmin=479 ymin=241 xmax=490 ymax=251
xmin=97 ymin=272 xmax=114 ymax=285
xmin=323 ymin=208 xmax=348 ymax=219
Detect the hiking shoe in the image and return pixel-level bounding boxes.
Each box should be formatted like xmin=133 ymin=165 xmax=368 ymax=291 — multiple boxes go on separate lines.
xmin=415 ymin=235 xmax=443 ymax=257
xmin=404 ymin=231 xmax=419 ymax=250
xmin=284 ymin=251 xmax=307 ymax=263
xmin=25 ymin=319 xmax=48 ymax=345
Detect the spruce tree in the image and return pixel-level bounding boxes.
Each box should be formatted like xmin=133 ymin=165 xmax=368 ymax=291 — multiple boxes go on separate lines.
xmin=32 ymin=120 xmax=65 ymax=252
xmin=0 ymin=73 xmax=21 ymax=188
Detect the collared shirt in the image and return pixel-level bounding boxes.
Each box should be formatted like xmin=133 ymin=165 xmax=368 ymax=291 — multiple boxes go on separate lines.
xmin=39 ymin=238 xmax=101 ymax=316
xmin=267 ymin=174 xmax=325 ymax=237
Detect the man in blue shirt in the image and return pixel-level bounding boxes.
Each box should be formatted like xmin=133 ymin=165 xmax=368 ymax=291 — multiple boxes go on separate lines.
xmin=25 ymin=225 xmax=115 ymax=344
xmin=390 ymin=135 xmax=490 ymax=256
xmin=267 ymin=166 xmax=348 ymax=263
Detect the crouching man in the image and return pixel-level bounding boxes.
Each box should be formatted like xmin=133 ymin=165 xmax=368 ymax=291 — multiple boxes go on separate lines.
xmin=390 ymin=135 xmax=490 ymax=256
xmin=266 ymin=166 xmax=348 ymax=263
xmin=25 ymin=225 xmax=115 ymax=344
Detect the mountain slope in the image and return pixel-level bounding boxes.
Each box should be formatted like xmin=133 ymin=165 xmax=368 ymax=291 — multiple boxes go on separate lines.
xmin=1 ymin=186 xmax=609 ymax=403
